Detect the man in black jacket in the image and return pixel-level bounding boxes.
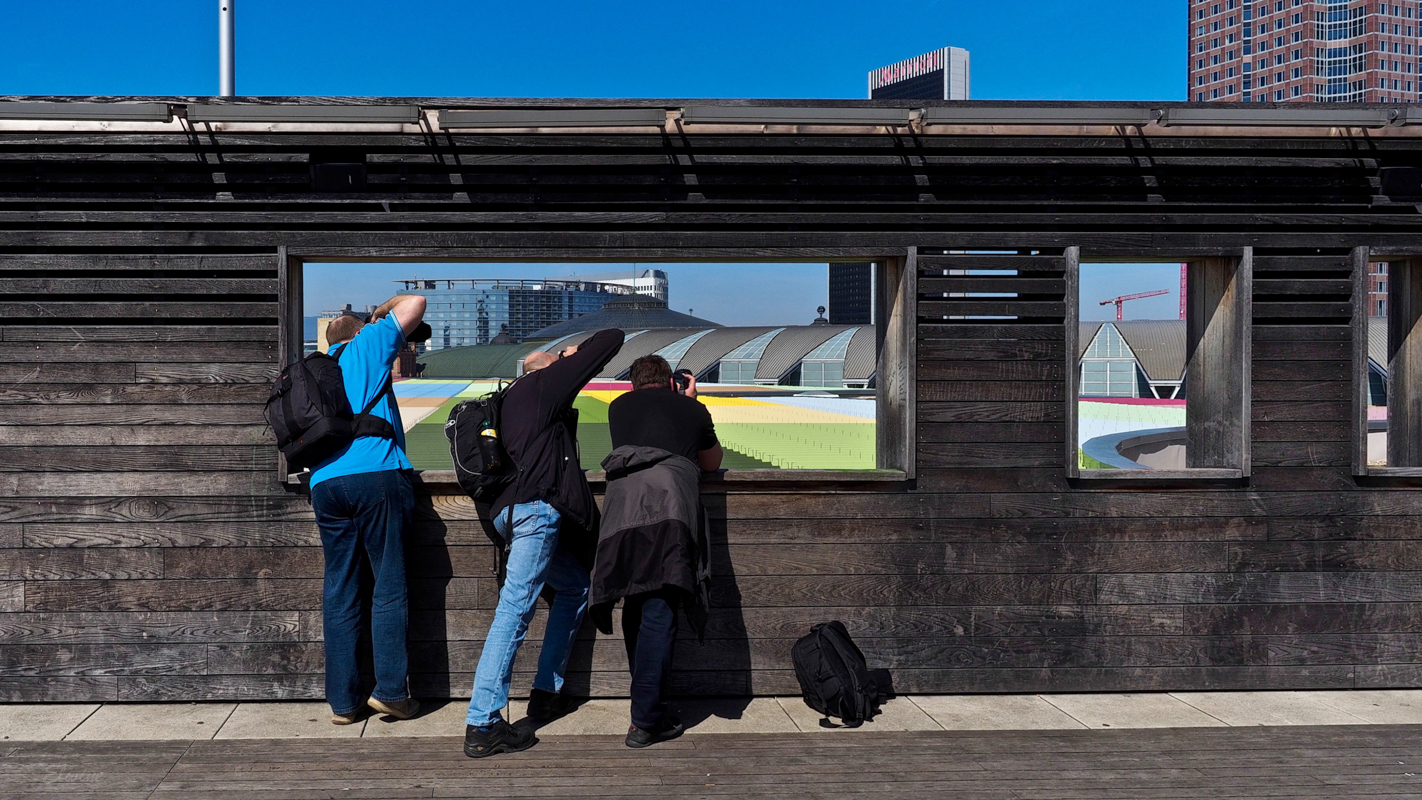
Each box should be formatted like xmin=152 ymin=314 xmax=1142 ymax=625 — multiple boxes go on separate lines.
xmin=463 ymin=328 xmax=624 ymax=758
xmin=593 ymin=354 xmax=722 ymax=748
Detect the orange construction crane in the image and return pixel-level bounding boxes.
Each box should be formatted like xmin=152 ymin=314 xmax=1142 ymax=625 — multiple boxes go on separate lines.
xmin=1100 ymin=289 xmax=1168 ymax=321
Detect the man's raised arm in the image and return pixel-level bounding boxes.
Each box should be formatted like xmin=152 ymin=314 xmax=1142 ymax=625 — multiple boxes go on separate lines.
xmin=369 ymin=294 xmax=428 ymax=337
xmin=541 ymin=328 xmax=625 ymax=407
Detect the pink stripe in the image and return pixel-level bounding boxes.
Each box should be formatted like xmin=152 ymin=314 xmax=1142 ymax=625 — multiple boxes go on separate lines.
xmin=1080 ymin=398 xmax=1186 ymax=407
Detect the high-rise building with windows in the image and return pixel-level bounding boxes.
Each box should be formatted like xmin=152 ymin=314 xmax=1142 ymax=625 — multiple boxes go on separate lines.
xmin=1369 ymin=261 xmax=1389 ymax=316
xmin=868 ymin=46 xmax=970 ymax=100
xmin=1188 ymin=0 xmax=1421 ymax=104
xmin=398 ymin=277 xmax=663 ymax=349
xmin=828 ymin=263 xmax=876 ymax=325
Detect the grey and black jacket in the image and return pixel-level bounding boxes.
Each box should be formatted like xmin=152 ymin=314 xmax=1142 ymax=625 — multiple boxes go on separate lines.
xmin=589 ymin=445 xmax=710 ymax=640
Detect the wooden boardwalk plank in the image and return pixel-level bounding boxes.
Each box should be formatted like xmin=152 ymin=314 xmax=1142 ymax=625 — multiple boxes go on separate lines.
xmin=4 ymin=726 xmax=1419 ymax=799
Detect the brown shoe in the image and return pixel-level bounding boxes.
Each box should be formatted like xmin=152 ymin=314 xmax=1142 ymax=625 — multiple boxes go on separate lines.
xmin=331 ymin=710 xmax=362 ymax=725
xmin=367 ymin=696 xmax=420 ymax=720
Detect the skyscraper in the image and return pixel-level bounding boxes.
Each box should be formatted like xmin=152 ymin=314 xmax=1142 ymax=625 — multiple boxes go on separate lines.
xmin=828 ymin=263 xmax=876 ymax=325
xmin=868 ymin=46 xmax=970 ymax=100
xmin=1188 ymin=1 xmax=1421 ymax=103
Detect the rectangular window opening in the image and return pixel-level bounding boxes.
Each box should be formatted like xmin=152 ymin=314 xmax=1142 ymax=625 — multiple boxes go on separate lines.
xmin=1069 ymin=253 xmax=1252 ymax=479
xmin=1355 ymin=252 xmax=1422 ymax=476
xmin=288 ymin=255 xmax=916 ymax=481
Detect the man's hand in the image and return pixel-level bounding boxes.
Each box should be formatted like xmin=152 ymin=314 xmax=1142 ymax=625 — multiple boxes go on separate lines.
xmin=559 ymin=344 xmax=579 ymax=358
xmin=370 ymin=294 xmax=427 ymax=338
xmin=682 ymin=373 xmax=698 ymax=399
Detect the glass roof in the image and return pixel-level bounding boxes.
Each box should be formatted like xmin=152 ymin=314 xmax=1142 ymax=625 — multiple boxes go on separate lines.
xmin=802 ymin=328 xmax=858 ymax=361
xmin=723 ymin=328 xmax=785 ymax=360
xmin=654 ymin=329 xmax=715 ymax=368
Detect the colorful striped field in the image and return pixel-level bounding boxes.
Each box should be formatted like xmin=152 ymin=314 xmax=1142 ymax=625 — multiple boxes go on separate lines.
xmin=394 ymin=379 xmax=876 ymax=471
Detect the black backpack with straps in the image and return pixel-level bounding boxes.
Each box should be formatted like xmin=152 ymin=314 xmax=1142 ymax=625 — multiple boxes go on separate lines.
xmin=791 ymin=621 xmax=885 ymax=727
xmin=444 ymin=380 xmax=521 ymax=505
xmin=265 ymin=346 xmax=396 ymax=471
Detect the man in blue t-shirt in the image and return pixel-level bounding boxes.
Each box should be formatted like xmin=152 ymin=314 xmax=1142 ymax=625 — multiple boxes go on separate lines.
xmin=312 ymin=293 xmax=426 ymax=726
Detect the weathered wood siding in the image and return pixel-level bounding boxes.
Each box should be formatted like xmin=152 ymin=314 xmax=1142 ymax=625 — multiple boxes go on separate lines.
xmin=1 ymin=109 xmax=1419 ymax=700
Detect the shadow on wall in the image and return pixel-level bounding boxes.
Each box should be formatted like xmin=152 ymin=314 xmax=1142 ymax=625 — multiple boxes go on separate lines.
xmin=397 ymin=488 xmax=755 ymax=709
xmin=672 ymin=493 xmax=753 ymax=724
xmin=406 ymin=490 xmax=454 ymax=698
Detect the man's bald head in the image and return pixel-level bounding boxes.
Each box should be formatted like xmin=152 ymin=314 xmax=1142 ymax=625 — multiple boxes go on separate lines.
xmin=522 ymin=351 xmax=557 ymax=373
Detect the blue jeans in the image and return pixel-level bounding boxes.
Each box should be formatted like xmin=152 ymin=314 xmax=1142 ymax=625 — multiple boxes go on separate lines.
xmin=623 ymin=589 xmax=680 ymax=730
xmin=311 ymin=469 xmax=413 ymax=716
xmin=466 ymin=500 xmax=590 ymax=727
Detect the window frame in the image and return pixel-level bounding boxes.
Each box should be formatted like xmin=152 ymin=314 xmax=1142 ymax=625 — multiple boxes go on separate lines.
xmin=1065 ymin=247 xmax=1253 ymax=482
xmin=1352 ymin=246 xmax=1422 ymax=478
xmin=277 ymin=245 xmax=917 ymax=485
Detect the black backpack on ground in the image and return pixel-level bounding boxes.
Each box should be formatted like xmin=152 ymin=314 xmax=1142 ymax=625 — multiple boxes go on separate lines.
xmin=445 ymin=381 xmax=519 ymax=505
xmin=265 ymin=347 xmax=396 ymax=471
xmin=791 ymin=621 xmax=885 ymax=727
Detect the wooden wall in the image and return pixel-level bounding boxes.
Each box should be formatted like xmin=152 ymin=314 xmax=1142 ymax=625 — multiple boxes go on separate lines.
xmin=2 ymin=113 xmax=1420 ymax=701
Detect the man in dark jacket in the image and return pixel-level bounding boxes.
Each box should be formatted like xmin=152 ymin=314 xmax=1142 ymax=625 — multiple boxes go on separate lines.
xmin=591 ymin=354 xmax=722 ymax=748
xmin=463 ymin=328 xmax=624 ymax=758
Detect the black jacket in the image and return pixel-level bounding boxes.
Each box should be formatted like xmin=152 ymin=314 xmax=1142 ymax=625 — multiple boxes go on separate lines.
xmin=490 ymin=328 xmax=624 ymax=564
xmin=589 ymin=445 xmax=710 ymax=640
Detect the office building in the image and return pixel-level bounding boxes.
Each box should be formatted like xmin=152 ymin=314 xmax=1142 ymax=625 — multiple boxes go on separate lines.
xmin=828 ymin=263 xmax=876 ymax=325
xmin=398 ymin=277 xmax=657 ymax=349
xmin=1369 ymin=261 xmax=1389 ymax=316
xmin=868 ymin=46 xmax=970 ymax=100
xmin=546 ymin=269 xmax=668 ymax=303
xmin=1189 ymin=0 xmax=1421 ymax=103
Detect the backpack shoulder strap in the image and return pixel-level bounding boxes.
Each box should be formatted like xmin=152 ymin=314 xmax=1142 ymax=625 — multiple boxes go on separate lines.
xmin=819 ymin=625 xmax=873 ymax=724
xmin=333 ymin=344 xmax=397 ymax=441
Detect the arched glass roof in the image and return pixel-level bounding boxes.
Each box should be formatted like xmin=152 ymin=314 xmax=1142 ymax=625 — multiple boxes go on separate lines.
xmin=723 ymin=328 xmax=785 ymax=360
xmin=654 ymin=329 xmax=715 ymax=368
xmin=802 ymin=328 xmax=857 ymax=361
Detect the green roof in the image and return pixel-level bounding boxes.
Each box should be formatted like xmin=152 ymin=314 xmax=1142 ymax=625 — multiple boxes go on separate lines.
xmin=417 ymin=341 xmax=547 ymax=379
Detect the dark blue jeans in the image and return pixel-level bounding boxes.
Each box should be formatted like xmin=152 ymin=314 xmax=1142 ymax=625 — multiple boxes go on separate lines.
xmin=622 ymin=589 xmax=680 ymax=730
xmin=311 ymin=469 xmax=414 ymax=715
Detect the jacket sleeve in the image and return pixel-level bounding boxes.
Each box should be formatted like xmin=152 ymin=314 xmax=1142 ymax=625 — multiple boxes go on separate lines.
xmin=538 ymin=328 xmax=625 ymax=411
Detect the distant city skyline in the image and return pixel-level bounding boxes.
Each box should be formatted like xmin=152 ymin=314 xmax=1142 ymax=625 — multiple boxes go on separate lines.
xmin=304 ymin=263 xmax=831 ymax=329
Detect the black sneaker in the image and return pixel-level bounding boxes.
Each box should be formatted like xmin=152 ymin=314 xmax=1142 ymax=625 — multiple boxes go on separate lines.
xmin=464 ymin=719 xmax=536 ymax=758
xmin=625 ymin=717 xmax=685 ymax=748
xmin=525 ymin=689 xmax=577 ymax=722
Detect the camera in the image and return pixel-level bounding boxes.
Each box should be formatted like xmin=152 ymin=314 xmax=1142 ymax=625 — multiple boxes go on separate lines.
xmin=407 ymin=322 xmax=432 ymax=343
xmin=673 ymin=369 xmax=694 ymax=394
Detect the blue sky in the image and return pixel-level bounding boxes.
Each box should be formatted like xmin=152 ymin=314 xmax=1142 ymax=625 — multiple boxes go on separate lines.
xmin=3 ymin=1 xmax=1182 ymax=99
xmin=4 ymin=1 xmax=1186 ymax=325
xmin=304 ymin=262 xmax=829 ymax=326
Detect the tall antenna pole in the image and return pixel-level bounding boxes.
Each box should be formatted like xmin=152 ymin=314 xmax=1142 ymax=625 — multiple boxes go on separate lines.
xmin=219 ymin=0 xmax=236 ymax=97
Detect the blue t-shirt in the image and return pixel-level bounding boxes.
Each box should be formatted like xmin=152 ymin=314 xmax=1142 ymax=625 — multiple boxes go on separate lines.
xmin=309 ymin=315 xmax=411 ymax=487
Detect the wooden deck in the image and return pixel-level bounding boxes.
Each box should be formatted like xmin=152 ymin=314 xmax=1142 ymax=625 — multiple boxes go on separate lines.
xmin=9 ymin=725 xmax=1422 ymax=799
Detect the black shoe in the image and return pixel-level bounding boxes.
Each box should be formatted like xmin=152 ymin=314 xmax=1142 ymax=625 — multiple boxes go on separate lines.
xmin=525 ymin=688 xmax=577 ymax=722
xmin=464 ymin=719 xmax=536 ymax=758
xmin=625 ymin=717 xmax=685 ymax=748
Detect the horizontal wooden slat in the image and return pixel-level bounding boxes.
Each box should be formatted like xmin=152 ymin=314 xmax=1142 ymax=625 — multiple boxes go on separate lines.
xmin=0 ymin=446 xmax=275 ymax=472
xmin=0 ymin=254 xmax=276 ymax=272
xmin=0 ymin=302 xmax=276 ymax=319
xmin=0 ymin=384 xmax=269 ymax=405
xmin=918 ymin=300 xmax=1066 ymax=317
xmin=919 ymin=277 xmax=1066 ymax=294
xmin=917 ymin=340 xmax=1060 ymax=362
xmin=0 ymin=279 xmax=276 ymax=295
xmin=0 ymin=342 xmax=276 ymax=363
xmin=0 ymin=406 xmax=265 ymax=426
xmin=1 ymin=326 xmax=276 ymax=343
